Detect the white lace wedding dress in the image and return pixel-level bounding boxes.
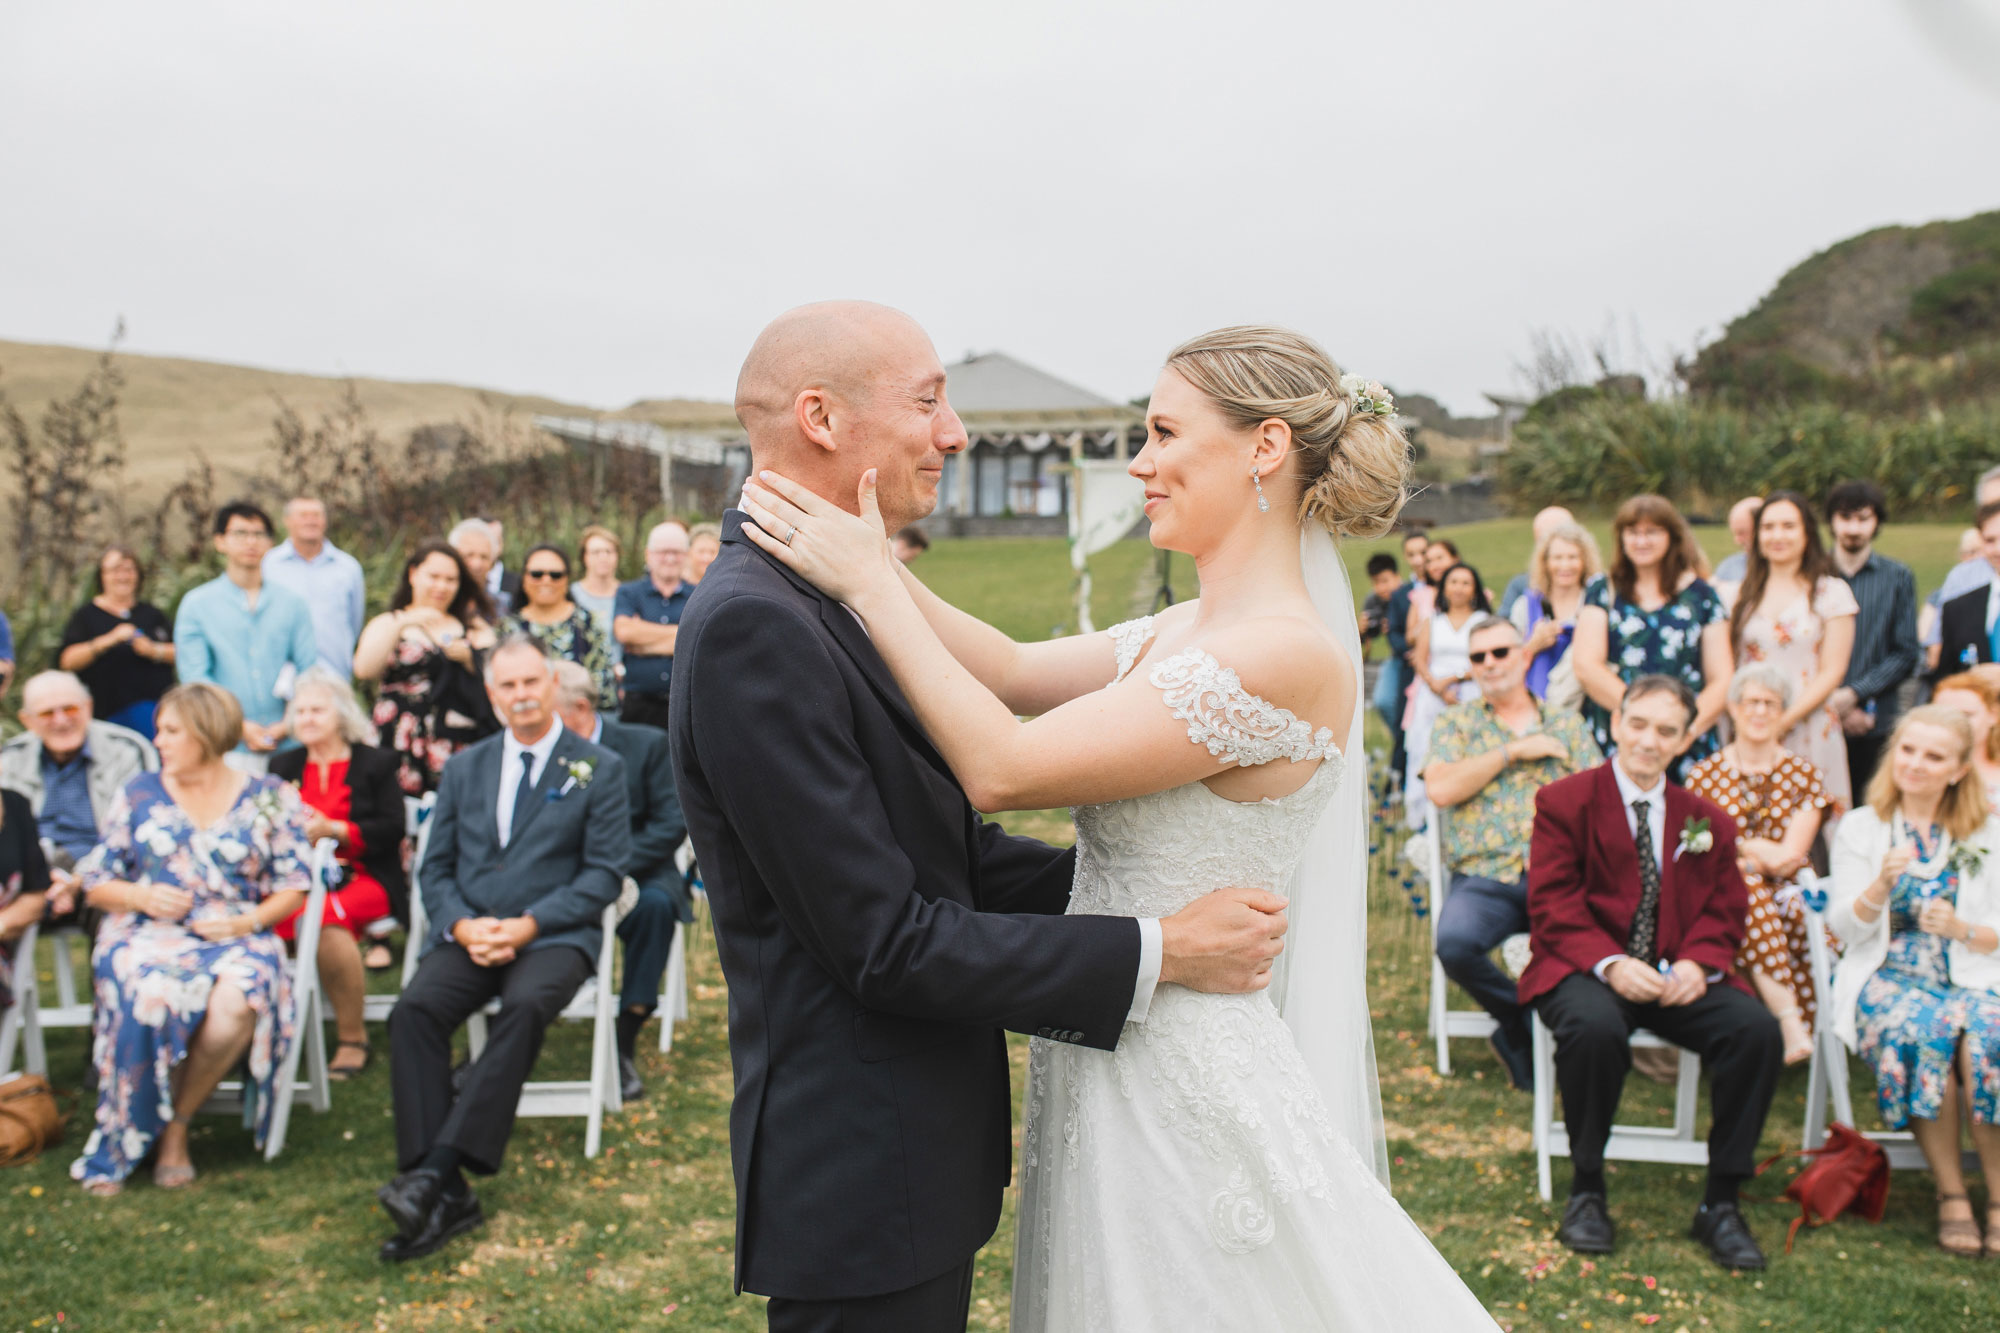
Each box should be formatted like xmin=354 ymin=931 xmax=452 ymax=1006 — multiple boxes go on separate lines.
xmin=1011 ymin=617 xmax=1498 ymax=1331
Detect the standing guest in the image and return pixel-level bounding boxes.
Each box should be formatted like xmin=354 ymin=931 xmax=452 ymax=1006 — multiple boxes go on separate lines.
xmin=1926 ymin=466 xmax=2000 ymax=615
xmin=571 ymin=525 xmax=626 ymax=675
xmin=1523 ymin=676 xmax=1781 ymax=1267
xmin=2 ymin=671 xmax=159 ymax=866
xmin=1935 ymin=500 xmax=2000 ymax=683
xmin=448 ymin=519 xmax=509 ymax=616
xmin=376 ymin=637 xmax=629 ymax=1261
xmin=354 ymin=541 xmax=499 ymax=801
xmin=889 ymin=525 xmax=930 ymax=565
xmin=1512 ymin=521 xmax=1603 ymax=710
xmin=1712 ymin=495 xmax=1764 ymax=584
xmin=1405 ymin=562 xmax=1490 ymax=827
xmin=687 ymin=521 xmax=724 ymax=584
xmin=501 ymin=545 xmax=617 ymax=712
xmin=1383 ymin=531 xmax=1430 ymax=787
xmin=1685 ymin=665 xmax=1830 ymax=1065
xmin=0 ymin=786 xmax=51 ymax=1023
xmin=479 ymin=517 xmax=521 ymax=614
xmin=1727 ymin=491 xmax=1858 ymax=814
xmin=552 ymin=660 xmax=688 ymax=1101
xmin=261 ymin=496 xmax=367 ymax=679
xmin=1931 ymin=671 xmax=2000 ymax=804
xmin=1574 ymin=494 xmax=1732 ymax=781
xmin=1823 ymin=481 xmax=1920 ymax=794
xmin=1497 ymin=506 xmax=1576 ymax=619
xmin=1827 ymin=705 xmax=2000 ymax=1257
xmin=70 ymin=682 xmax=313 ymax=1194
xmin=57 ymin=544 xmax=176 ymax=738
xmin=0 ymin=609 xmax=13 ymax=697
xmin=1922 ymin=527 xmax=1985 ymax=677
xmin=1361 ymin=552 xmax=1400 ymax=658
xmin=269 ymin=667 xmax=408 ymax=1079
xmin=174 ymin=500 xmax=320 ymax=763
xmin=1425 ymin=614 xmax=1599 ymax=1089
xmin=613 ymin=519 xmax=693 ymax=732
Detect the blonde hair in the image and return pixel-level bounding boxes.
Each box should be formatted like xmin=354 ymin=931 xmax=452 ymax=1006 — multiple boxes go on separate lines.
xmin=1163 ymin=325 xmax=1411 ymax=538
xmin=1526 ymin=521 xmax=1604 ymax=599
xmin=1934 ymin=670 xmax=2000 ymax=763
xmin=688 ymin=522 xmax=722 ymax=545
xmin=156 ymin=682 xmax=244 ymax=763
xmin=1865 ymin=704 xmax=1990 ymax=841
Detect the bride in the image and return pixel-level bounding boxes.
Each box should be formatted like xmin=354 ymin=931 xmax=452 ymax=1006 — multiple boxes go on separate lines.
xmin=738 ymin=325 xmax=1497 ymax=1330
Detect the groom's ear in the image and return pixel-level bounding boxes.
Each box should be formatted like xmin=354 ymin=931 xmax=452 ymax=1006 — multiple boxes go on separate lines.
xmin=796 ymin=387 xmax=841 ymax=454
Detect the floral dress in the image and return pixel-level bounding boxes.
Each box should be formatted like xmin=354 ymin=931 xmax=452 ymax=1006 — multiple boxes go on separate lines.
xmin=1734 ymin=577 xmax=1860 ymax=815
xmin=1685 ymin=750 xmax=1828 ymax=1029
xmin=502 ymin=604 xmax=617 ymax=711
xmin=71 ymin=774 xmax=313 ymax=1184
xmin=1581 ymin=573 xmax=1728 ymax=780
xmin=1854 ymin=825 xmax=2000 ymax=1130
xmin=370 ymin=629 xmax=498 ymax=796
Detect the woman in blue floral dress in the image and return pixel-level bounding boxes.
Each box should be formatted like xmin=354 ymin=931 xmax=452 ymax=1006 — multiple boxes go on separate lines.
xmin=1573 ymin=495 xmax=1732 ymax=781
xmin=71 ymin=684 xmax=312 ymax=1194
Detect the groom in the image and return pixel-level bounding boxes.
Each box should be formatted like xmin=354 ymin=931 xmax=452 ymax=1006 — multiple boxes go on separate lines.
xmin=670 ymin=301 xmax=1290 ymax=1333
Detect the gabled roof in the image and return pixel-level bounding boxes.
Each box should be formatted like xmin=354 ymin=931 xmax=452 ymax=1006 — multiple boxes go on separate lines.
xmin=944 ymin=351 xmax=1119 ymax=413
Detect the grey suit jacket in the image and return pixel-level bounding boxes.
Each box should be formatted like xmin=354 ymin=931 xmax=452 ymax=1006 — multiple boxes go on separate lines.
xmin=419 ymin=724 xmax=632 ymax=964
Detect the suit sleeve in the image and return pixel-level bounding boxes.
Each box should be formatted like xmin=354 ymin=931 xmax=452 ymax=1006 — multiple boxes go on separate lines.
xmin=420 ymin=762 xmax=476 ymax=945
xmin=1526 ymin=785 xmax=1628 ymax=980
xmin=523 ymin=753 xmax=631 ymax=934
xmin=627 ymin=733 xmax=685 ymax=876
xmin=972 ymin=819 xmax=1078 ymax=917
xmin=689 ymin=596 xmax=1139 ymax=1050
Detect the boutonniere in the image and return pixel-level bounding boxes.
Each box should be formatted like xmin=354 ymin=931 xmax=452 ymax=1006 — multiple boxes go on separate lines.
xmin=1948 ymin=842 xmax=1986 ymax=879
xmin=550 ymin=758 xmax=595 ymax=800
xmin=1674 ymin=816 xmax=1713 ymax=862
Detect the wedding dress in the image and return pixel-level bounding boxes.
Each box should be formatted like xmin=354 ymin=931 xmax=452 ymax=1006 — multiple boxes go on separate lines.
xmin=1010 ymin=615 xmax=1499 ymax=1332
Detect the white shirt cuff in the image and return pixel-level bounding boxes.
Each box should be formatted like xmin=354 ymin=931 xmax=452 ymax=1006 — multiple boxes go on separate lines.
xmin=1127 ymin=918 xmax=1164 ymax=1022
xmin=1592 ymin=954 xmax=1628 ymax=982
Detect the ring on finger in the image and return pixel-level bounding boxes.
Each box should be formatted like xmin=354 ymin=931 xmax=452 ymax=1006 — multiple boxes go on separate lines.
xmin=784 ymin=523 xmax=800 ymax=546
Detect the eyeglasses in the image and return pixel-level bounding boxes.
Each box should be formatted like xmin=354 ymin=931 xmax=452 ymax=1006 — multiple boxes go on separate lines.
xmin=1467 ymin=647 xmax=1515 ymax=664
xmin=522 ymin=569 xmax=568 ymax=581
xmin=30 ymin=704 xmax=84 ymax=722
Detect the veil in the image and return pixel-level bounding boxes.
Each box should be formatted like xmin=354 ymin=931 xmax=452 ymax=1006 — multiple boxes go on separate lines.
xmin=1272 ymin=525 xmax=1392 ymax=1188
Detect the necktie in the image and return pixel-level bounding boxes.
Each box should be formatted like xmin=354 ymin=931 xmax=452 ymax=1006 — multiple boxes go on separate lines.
xmin=1626 ymin=797 xmax=1662 ymax=964
xmin=507 ymin=750 xmax=538 ymax=845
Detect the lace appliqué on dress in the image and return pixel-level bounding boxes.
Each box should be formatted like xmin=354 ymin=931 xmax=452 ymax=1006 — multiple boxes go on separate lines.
xmin=1148 ymin=647 xmax=1340 ymax=768
xmin=1107 ymin=615 xmax=1158 ymax=684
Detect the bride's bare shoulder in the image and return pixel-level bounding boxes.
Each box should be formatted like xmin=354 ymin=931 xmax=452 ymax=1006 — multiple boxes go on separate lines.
xmin=1178 ymin=615 xmax=1353 ymax=714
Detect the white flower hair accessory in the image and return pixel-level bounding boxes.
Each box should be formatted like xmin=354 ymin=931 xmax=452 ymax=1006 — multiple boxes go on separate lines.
xmin=1337 ymin=373 xmax=1395 ymax=419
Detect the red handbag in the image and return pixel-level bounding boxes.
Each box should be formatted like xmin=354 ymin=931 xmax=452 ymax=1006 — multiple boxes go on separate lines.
xmin=1754 ymin=1122 xmax=1890 ymax=1253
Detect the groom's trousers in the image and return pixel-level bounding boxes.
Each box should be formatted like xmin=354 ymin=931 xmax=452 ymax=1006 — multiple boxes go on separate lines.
xmin=764 ymin=1257 xmax=975 ymax=1333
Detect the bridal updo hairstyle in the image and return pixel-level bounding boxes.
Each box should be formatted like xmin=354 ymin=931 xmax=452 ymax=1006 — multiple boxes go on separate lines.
xmin=1164 ymin=325 xmax=1412 ymax=538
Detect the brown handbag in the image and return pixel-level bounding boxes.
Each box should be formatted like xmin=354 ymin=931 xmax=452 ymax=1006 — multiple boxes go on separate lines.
xmin=0 ymin=1071 xmax=64 ymax=1166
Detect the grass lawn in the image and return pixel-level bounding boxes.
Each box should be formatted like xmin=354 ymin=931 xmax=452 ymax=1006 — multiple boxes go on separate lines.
xmin=6 ymin=526 xmax=1994 ymax=1332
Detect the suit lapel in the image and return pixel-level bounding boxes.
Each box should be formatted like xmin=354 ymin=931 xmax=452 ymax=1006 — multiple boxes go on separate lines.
xmin=1589 ymin=764 xmax=1640 ymax=909
xmin=507 ymin=727 xmax=574 ymax=847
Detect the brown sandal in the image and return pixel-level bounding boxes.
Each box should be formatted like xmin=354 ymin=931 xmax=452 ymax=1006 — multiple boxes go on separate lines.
xmin=1938 ymin=1192 xmax=1981 ymax=1257
xmin=328 ymin=1039 xmax=372 ymax=1081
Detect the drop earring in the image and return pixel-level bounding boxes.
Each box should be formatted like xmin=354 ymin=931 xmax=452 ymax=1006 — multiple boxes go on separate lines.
xmin=1252 ymin=469 xmax=1270 ymax=513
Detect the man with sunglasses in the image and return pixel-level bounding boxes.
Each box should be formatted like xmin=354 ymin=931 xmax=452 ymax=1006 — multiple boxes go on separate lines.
xmin=1423 ymin=615 xmax=1597 ymax=1090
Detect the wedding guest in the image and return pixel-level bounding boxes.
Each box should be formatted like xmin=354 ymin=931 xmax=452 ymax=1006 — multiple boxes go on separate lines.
xmin=1934 ymin=500 xmax=2000 ymax=682
xmin=1523 ymin=676 xmax=1781 ymax=1268
xmin=1727 ymin=491 xmax=1857 ymax=815
xmin=1361 ymin=552 xmax=1400 ymax=658
xmin=448 ymin=519 xmax=509 ymax=616
xmin=0 ymin=610 xmax=12 ymax=698
xmin=1574 ymin=495 xmax=1731 ymax=780
xmin=354 ymin=541 xmax=499 ymax=801
xmin=1409 ymin=535 xmax=1458 ymax=632
xmin=1383 ymin=531 xmax=1430 ymax=785
xmin=553 ymin=660 xmax=687 ymax=1101
xmin=1827 ymin=705 xmax=2000 ymax=1257
xmin=1712 ymin=495 xmax=1764 ymax=584
xmin=479 ymin=517 xmax=521 ymax=614
xmin=686 ymin=521 xmax=723 ymax=584
xmin=890 ymin=525 xmax=930 ymax=565
xmin=57 ymin=544 xmax=176 ymax=737
xmin=1685 ymin=665 xmax=1829 ymax=1065
xmin=0 ymin=787 xmax=51 ymax=1022
xmin=1405 ymin=562 xmax=1490 ymax=828
xmin=1922 ymin=527 xmax=1985 ymax=676
xmin=2 ymin=671 xmax=160 ymax=866
xmin=1824 ymin=481 xmax=1920 ymax=794
xmin=269 ymin=667 xmax=408 ymax=1079
xmin=1425 ymin=614 xmax=1598 ymax=1089
xmin=1926 ymin=465 xmax=2000 ymax=616
xmin=1511 ymin=521 xmax=1602 ymax=711
xmin=377 ymin=637 xmax=629 ymax=1261
xmin=174 ymin=501 xmax=319 ymax=761
xmin=261 ymin=496 xmax=367 ymax=679
xmin=613 ymin=520 xmax=693 ymax=732
xmin=1931 ymin=671 xmax=2000 ymax=804
xmin=500 ymin=544 xmax=617 ymax=712
xmin=1497 ymin=506 xmax=1576 ymax=618
xmin=572 ymin=525 xmax=626 ymax=674
xmin=71 ymin=682 xmax=313 ymax=1194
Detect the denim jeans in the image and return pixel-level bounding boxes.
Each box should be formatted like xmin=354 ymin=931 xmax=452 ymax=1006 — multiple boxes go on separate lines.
xmin=1435 ymin=872 xmax=1530 ymax=1040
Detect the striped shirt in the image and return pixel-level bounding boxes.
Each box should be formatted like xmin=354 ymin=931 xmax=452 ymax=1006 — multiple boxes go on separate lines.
xmin=1835 ymin=549 xmax=1920 ymax=735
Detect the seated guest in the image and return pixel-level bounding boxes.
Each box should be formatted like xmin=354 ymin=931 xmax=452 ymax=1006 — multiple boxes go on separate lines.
xmin=378 ymin=637 xmax=629 ymax=1261
xmin=1684 ymin=665 xmax=1829 ymax=1066
xmin=1424 ymin=614 xmax=1598 ymax=1089
xmin=268 ymin=667 xmax=408 ymax=1080
xmin=501 ymin=544 xmax=617 ymax=712
xmin=0 ymin=787 xmax=52 ymax=1022
xmin=1931 ymin=670 xmax=2000 ymax=805
xmin=57 ymin=544 xmax=176 ymax=738
xmin=71 ymin=683 xmax=313 ymax=1194
xmin=1828 ymin=705 xmax=2000 ymax=1258
xmin=1521 ymin=675 xmax=1782 ymax=1268
xmin=552 ymin=661 xmax=687 ymax=1101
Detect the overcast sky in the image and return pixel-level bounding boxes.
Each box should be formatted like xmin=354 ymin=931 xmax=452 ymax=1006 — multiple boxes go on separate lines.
xmin=3 ymin=1 xmax=1997 ymax=417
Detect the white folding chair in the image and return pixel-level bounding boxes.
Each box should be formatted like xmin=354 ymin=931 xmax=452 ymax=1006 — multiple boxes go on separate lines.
xmin=1425 ymin=814 xmax=1534 ymax=1074
xmin=655 ymin=836 xmax=700 ymax=1054
xmin=364 ymin=793 xmax=435 ymax=1024
xmin=1531 ymin=1012 xmax=1706 ymax=1201
xmin=0 ymin=919 xmax=44 ymax=1076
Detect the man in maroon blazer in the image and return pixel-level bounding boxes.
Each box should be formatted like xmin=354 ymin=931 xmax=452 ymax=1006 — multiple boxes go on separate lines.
xmin=1523 ymin=675 xmax=1782 ymax=1270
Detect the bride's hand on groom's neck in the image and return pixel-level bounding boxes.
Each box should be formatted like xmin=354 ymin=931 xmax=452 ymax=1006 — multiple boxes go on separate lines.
xmin=740 ymin=469 xmax=899 ymax=609
xmin=1158 ymin=886 xmax=1289 ymax=993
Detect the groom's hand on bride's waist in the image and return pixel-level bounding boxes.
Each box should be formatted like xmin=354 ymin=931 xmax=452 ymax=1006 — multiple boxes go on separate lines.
xmin=1157 ymin=887 xmax=1289 ymax=994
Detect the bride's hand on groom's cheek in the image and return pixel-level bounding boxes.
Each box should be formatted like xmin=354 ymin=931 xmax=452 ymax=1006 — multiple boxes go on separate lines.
xmin=740 ymin=468 xmax=896 ymax=607
xmin=1158 ymin=886 xmax=1289 ymax=994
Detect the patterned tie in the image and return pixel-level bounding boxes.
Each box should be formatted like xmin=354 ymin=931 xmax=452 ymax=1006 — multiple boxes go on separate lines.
xmin=1626 ymin=798 xmax=1662 ymax=964
xmin=506 ymin=751 xmax=538 ymax=846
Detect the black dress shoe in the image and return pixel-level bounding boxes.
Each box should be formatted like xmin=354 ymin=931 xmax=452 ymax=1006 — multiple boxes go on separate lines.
xmin=380 ymin=1188 xmax=484 ymax=1263
xmin=376 ymin=1168 xmax=444 ymax=1241
xmin=1691 ymin=1201 xmax=1766 ymax=1270
xmin=619 ymin=1054 xmax=645 ymax=1102
xmin=1558 ymin=1191 xmax=1616 ymax=1254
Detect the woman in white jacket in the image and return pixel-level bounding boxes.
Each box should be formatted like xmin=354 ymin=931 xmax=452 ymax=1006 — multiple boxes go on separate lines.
xmin=1828 ymin=704 xmax=2000 ymax=1257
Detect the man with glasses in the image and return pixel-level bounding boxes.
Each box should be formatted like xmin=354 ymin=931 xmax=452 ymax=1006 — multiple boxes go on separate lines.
xmin=1422 ymin=614 xmax=1598 ymax=1090
xmin=613 ymin=520 xmax=693 ymax=733
xmin=174 ymin=500 xmax=320 ymax=764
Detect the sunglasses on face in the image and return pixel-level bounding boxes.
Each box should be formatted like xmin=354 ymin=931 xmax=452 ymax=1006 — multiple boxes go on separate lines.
xmin=523 ymin=569 xmax=568 ymax=581
xmin=1467 ymin=646 xmax=1514 ymax=665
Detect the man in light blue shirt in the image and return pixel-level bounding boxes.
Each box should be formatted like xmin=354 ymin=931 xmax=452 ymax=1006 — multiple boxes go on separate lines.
xmin=262 ymin=496 xmax=367 ymax=678
xmin=176 ymin=500 xmax=320 ymax=755
xmin=1926 ymin=467 xmax=2000 ymax=647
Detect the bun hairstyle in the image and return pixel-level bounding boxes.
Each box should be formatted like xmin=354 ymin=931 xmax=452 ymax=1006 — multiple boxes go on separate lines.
xmin=1163 ymin=325 xmax=1412 ymax=538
